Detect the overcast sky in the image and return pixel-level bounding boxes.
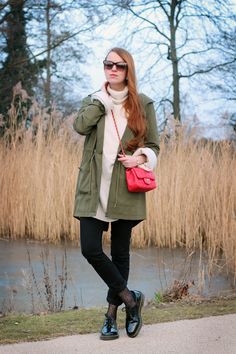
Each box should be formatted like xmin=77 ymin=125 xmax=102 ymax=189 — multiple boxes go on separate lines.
xmin=69 ymin=2 xmax=236 ymax=140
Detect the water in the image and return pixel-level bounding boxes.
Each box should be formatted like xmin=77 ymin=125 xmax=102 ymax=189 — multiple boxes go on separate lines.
xmin=0 ymin=239 xmax=235 ymax=313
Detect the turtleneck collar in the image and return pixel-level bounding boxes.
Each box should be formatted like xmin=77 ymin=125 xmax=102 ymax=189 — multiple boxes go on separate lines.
xmin=107 ymin=85 xmax=128 ymax=105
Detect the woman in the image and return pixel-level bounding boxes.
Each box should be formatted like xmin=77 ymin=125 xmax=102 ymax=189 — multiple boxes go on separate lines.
xmin=73 ymin=47 xmax=159 ymax=340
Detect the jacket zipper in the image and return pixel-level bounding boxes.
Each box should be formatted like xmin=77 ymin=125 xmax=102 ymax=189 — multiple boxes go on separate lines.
xmin=89 ymin=152 xmax=95 ymax=194
xmin=114 ymin=161 xmax=121 ymax=207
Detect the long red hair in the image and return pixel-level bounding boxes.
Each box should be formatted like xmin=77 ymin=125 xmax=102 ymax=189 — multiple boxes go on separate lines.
xmin=105 ymin=47 xmax=147 ymax=151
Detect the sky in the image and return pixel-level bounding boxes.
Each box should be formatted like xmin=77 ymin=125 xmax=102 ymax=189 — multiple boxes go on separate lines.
xmin=71 ymin=2 xmax=236 ymax=139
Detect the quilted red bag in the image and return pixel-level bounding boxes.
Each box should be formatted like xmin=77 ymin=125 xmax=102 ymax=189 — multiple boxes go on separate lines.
xmin=111 ymin=110 xmax=157 ymax=193
xmin=126 ymin=167 xmax=157 ymax=192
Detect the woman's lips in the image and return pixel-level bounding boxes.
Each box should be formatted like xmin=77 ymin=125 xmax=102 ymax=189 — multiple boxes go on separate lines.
xmin=110 ymin=74 xmax=118 ymax=78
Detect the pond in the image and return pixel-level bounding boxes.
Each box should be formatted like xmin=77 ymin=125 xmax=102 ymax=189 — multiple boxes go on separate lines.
xmin=0 ymin=239 xmax=235 ymax=313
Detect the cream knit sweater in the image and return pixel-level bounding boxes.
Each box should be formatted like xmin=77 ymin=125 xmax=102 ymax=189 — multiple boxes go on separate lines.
xmin=92 ymin=85 xmax=157 ymax=222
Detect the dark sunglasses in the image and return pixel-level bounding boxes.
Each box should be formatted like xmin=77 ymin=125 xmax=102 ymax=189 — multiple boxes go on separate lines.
xmin=103 ymin=60 xmax=128 ymax=71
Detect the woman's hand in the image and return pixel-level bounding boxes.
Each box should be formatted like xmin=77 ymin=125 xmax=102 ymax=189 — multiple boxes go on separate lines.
xmin=118 ymin=154 xmax=147 ymax=168
xmin=91 ymin=90 xmax=113 ymax=112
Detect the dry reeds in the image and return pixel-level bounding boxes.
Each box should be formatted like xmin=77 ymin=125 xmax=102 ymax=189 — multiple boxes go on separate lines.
xmin=0 ymin=103 xmax=81 ymax=242
xmin=0 ymin=102 xmax=235 ymax=277
xmin=132 ymin=132 xmax=236 ymax=278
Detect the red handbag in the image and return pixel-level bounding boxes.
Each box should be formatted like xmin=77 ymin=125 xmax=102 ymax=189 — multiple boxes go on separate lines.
xmin=126 ymin=167 xmax=157 ymax=192
xmin=111 ymin=110 xmax=157 ymax=193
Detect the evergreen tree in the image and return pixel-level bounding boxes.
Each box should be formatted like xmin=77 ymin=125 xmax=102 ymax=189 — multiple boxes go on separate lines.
xmin=0 ymin=0 xmax=40 ymax=119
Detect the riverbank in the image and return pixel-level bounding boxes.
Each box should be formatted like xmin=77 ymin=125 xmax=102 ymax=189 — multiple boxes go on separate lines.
xmin=1 ymin=239 xmax=235 ymax=313
xmin=1 ymin=296 xmax=236 ymax=344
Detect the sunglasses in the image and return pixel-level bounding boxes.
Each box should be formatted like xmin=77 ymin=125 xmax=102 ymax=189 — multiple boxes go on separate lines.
xmin=103 ymin=60 xmax=128 ymax=71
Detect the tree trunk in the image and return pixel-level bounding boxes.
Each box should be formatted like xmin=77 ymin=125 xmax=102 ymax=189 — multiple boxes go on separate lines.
xmin=170 ymin=0 xmax=181 ymax=122
xmin=0 ymin=0 xmax=36 ymax=115
xmin=45 ymin=0 xmax=51 ymax=106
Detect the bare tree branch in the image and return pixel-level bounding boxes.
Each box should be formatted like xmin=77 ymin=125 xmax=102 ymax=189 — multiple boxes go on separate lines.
xmin=126 ymin=4 xmax=171 ymax=41
xmin=180 ymin=57 xmax=236 ymax=78
xmin=0 ymin=0 xmax=11 ymax=25
xmin=7 ymin=23 xmax=96 ymax=67
xmin=157 ymin=0 xmax=170 ymax=20
xmin=178 ymin=47 xmax=219 ymax=61
xmin=0 ymin=0 xmax=10 ymax=12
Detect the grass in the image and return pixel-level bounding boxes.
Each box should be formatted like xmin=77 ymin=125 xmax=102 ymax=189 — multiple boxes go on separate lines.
xmin=0 ymin=297 xmax=236 ymax=344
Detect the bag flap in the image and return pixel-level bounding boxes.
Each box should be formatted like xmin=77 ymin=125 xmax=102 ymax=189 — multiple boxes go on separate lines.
xmin=130 ymin=167 xmax=155 ymax=180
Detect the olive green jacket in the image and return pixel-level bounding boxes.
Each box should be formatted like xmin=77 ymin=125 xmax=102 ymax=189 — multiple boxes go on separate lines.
xmin=73 ymin=93 xmax=159 ymax=220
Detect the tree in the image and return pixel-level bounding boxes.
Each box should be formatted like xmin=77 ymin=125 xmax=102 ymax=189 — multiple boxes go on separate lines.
xmin=0 ymin=0 xmax=112 ymax=118
xmin=0 ymin=0 xmax=41 ymax=116
xmin=207 ymin=28 xmax=236 ymax=102
xmin=110 ymin=0 xmax=236 ymax=123
xmin=26 ymin=0 xmax=111 ymax=110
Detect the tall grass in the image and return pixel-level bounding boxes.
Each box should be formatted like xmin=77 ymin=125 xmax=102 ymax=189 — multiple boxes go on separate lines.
xmin=133 ymin=133 xmax=236 ymax=278
xmin=0 ymin=104 xmax=82 ymax=242
xmin=0 ymin=103 xmax=235 ymax=277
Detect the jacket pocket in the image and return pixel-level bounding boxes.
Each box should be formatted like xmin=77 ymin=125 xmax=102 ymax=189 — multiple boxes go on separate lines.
xmin=76 ymin=150 xmax=94 ymax=194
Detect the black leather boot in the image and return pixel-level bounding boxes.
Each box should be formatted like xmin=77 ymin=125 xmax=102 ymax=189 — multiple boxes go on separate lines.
xmin=100 ymin=314 xmax=119 ymax=340
xmin=125 ymin=290 xmax=145 ymax=338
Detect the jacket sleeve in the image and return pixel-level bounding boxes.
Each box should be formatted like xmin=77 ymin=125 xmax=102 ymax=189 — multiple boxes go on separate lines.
xmin=73 ymin=96 xmax=105 ymax=135
xmin=133 ymin=147 xmax=157 ymax=170
xmin=144 ymin=101 xmax=160 ymax=157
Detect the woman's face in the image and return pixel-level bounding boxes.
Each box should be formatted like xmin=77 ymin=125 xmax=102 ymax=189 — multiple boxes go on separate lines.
xmin=104 ymin=51 xmax=127 ymax=90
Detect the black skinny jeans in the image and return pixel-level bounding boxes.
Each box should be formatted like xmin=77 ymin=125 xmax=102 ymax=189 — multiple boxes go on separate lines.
xmin=80 ymin=217 xmax=140 ymax=306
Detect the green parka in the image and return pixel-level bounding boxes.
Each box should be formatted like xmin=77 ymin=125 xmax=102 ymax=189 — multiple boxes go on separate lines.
xmin=73 ymin=93 xmax=159 ymax=220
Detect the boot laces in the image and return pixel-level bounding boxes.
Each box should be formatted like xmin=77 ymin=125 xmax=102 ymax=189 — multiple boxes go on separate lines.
xmin=105 ymin=314 xmax=114 ymax=329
